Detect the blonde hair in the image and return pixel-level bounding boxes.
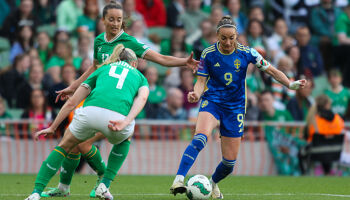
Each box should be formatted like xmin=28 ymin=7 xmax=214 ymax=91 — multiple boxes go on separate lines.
xmin=98 ymin=44 xmax=137 ymax=68
xmin=306 ymin=94 xmax=332 ymax=131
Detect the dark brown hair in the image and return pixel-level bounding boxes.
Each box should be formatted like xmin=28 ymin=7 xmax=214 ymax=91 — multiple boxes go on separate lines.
xmin=102 ymin=0 xmax=123 ymax=18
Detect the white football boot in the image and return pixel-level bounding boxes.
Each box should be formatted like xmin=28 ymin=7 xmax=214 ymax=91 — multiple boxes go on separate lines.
xmin=95 ymin=183 xmax=114 ymax=200
xmin=211 ymin=179 xmax=224 ymax=199
xmin=24 ymin=193 xmax=40 ymax=200
xmin=170 ymin=180 xmax=186 ymax=196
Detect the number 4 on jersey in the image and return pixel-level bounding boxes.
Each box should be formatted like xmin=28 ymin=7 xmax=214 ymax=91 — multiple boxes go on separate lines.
xmin=109 ymin=64 xmax=129 ymax=89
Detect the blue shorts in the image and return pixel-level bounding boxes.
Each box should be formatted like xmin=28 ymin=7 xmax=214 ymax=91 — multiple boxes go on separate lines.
xmin=199 ymin=99 xmax=245 ymax=138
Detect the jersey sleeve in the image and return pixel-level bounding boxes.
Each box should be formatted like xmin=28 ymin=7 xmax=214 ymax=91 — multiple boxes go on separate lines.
xmin=139 ymin=72 xmax=149 ymax=88
xmin=197 ymin=51 xmax=209 ymax=77
xmin=82 ymin=68 xmax=101 ymax=91
xmin=130 ymin=38 xmax=150 ymax=58
xmin=93 ymin=38 xmax=98 ymax=60
xmin=249 ymin=48 xmax=271 ymax=71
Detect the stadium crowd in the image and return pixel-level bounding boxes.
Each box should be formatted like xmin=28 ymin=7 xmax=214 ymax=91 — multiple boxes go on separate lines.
xmin=0 ymin=0 xmax=349 ymax=175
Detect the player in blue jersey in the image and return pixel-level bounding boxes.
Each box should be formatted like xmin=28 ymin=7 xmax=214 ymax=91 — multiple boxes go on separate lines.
xmin=170 ymin=16 xmax=307 ymax=199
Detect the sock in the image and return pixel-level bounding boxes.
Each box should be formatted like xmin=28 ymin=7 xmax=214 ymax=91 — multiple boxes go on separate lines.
xmin=33 ymin=146 xmax=67 ymax=194
xmin=103 ymin=140 xmax=131 ymax=188
xmin=58 ymin=183 xmax=70 ymax=192
xmin=211 ymin=158 xmax=236 ymax=184
xmin=83 ymin=145 xmax=106 ymax=176
xmin=59 ymin=152 xmax=81 ymax=186
xmin=173 ymin=175 xmax=184 ymax=184
xmin=176 ymin=134 xmax=207 ymax=176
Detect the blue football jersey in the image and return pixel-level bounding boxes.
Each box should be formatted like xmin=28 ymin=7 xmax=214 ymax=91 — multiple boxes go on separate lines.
xmin=197 ymin=42 xmax=270 ymax=113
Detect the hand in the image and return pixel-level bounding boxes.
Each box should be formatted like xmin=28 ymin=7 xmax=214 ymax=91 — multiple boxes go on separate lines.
xmin=289 ymin=79 xmax=307 ymax=90
xmin=188 ymin=91 xmax=200 ymax=103
xmin=55 ymin=86 xmax=75 ymax=103
xmin=34 ymin=127 xmax=55 ymax=141
xmin=186 ymin=52 xmax=200 ymax=73
xmin=108 ymin=120 xmax=129 ymax=131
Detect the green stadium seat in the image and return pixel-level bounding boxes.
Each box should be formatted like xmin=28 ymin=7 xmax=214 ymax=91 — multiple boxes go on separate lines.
xmin=37 ymin=24 xmax=57 ymax=38
xmin=7 ymin=108 xmax=24 ymax=119
xmin=311 ymin=75 xmax=328 ymax=98
xmin=148 ymin=27 xmax=172 ymax=40
xmin=0 ymin=37 xmax=10 ymax=51
xmin=0 ymin=50 xmax=10 ymax=70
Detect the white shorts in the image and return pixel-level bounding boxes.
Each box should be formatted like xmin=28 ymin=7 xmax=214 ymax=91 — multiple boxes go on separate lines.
xmin=69 ymin=106 xmax=135 ymax=144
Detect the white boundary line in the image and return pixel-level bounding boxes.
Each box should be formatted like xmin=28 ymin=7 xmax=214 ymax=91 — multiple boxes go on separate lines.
xmin=2 ymin=193 xmax=350 ymax=198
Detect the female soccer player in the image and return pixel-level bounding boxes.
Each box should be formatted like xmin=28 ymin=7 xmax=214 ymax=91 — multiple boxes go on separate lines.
xmin=42 ymin=0 xmax=199 ymax=197
xmin=25 ymin=44 xmax=149 ymax=200
xmin=170 ymin=16 xmax=307 ymax=199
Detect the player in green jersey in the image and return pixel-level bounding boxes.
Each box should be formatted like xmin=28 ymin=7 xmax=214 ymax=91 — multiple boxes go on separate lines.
xmin=25 ymin=44 xmax=149 ymax=200
xmin=43 ymin=0 xmax=199 ymax=198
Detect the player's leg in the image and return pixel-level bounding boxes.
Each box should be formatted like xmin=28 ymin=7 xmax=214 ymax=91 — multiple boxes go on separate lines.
xmin=25 ymin=129 xmax=81 ymax=200
xmin=210 ymin=112 xmax=243 ymax=199
xmin=171 ymin=110 xmax=218 ymax=195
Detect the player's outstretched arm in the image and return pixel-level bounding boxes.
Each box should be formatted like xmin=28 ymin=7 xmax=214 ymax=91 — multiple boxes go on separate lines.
xmin=108 ymin=86 xmax=149 ymax=131
xmin=35 ymin=86 xmax=90 ymax=140
xmin=55 ymin=60 xmax=98 ymax=103
xmin=188 ymin=76 xmax=207 ymax=103
xmin=144 ymin=50 xmax=199 ymax=72
xmin=264 ymin=65 xmax=307 ymax=90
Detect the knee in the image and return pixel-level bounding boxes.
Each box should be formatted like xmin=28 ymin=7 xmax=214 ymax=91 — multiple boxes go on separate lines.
xmin=58 ymin=143 xmax=75 ymax=153
xmin=191 ymin=134 xmax=208 ymax=152
xmin=77 ymin=142 xmax=93 ymax=155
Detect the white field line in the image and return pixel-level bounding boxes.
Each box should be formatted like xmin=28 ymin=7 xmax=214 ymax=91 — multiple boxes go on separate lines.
xmin=1 ymin=193 xmax=350 ymax=198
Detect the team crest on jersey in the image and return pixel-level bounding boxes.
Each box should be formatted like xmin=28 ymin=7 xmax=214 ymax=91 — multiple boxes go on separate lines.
xmin=98 ymin=47 xmax=102 ymax=52
xmin=234 ymin=59 xmax=241 ymax=72
xmin=201 ymin=100 xmax=209 ymax=108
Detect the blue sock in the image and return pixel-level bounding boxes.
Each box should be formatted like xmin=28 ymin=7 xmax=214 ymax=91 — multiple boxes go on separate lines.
xmin=212 ymin=158 xmax=236 ymax=183
xmin=176 ymin=134 xmax=207 ymax=176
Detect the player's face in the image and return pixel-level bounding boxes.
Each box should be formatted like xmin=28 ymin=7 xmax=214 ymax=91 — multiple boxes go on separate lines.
xmin=217 ymin=27 xmax=237 ymax=53
xmin=103 ymin=8 xmax=123 ymax=36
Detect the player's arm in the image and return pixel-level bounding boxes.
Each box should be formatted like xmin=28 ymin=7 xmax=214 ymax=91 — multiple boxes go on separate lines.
xmin=55 ymin=60 xmax=98 ymax=102
xmin=108 ymin=86 xmax=149 ymax=131
xmin=188 ymin=76 xmax=207 ymax=103
xmin=144 ymin=50 xmax=199 ymax=72
xmin=264 ymin=66 xmax=306 ymax=90
xmin=34 ymin=86 xmax=90 ymax=140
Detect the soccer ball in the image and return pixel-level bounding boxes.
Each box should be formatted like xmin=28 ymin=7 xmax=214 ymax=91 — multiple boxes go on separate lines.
xmin=186 ymin=175 xmax=212 ymax=200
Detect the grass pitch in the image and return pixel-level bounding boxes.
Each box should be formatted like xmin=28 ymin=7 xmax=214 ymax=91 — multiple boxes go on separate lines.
xmin=0 ymin=174 xmax=349 ymax=200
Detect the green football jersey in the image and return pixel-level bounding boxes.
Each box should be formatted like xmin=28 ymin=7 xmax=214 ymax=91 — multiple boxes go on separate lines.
xmin=93 ymin=30 xmax=150 ymax=64
xmin=82 ymin=61 xmax=149 ymax=116
xmin=324 ymin=87 xmax=350 ymax=116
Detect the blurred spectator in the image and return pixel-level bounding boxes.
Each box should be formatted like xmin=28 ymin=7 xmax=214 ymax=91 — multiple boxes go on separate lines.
xmin=160 ymin=23 xmax=192 ymax=55
xmin=246 ymin=19 xmax=267 ymax=56
xmin=225 ymin=0 xmax=247 ymax=34
xmin=48 ymin=64 xmax=77 ymax=108
xmin=287 ymin=77 xmax=314 ymax=121
xmin=310 ymin=0 xmax=342 ymax=70
xmin=179 ymin=68 xmax=197 ymax=111
xmin=306 ymin=94 xmax=344 ymax=174
xmin=269 ymin=0 xmax=310 ymax=34
xmin=0 ymin=0 xmax=37 ymax=44
xmin=36 ymin=31 xmax=52 ymax=66
xmin=16 ymin=61 xmax=48 ymax=109
xmin=77 ymin=0 xmax=99 ymax=35
xmin=34 ymin=0 xmax=57 ymax=25
xmin=246 ymin=64 xmax=265 ymax=94
xmin=266 ymin=18 xmax=290 ymax=62
xmin=95 ymin=17 xmax=106 ymax=36
xmin=129 ymin=19 xmax=160 ymax=52
xmin=166 ymin=0 xmax=185 ymax=28
xmin=248 ymin=5 xmax=272 ymax=36
xmin=135 ymin=0 xmax=167 ymax=27
xmin=178 ymin=0 xmax=209 ymax=36
xmin=21 ymin=89 xmax=56 ymax=138
xmin=45 ymin=41 xmax=82 ymax=84
xmin=0 ymin=96 xmax=12 ymax=136
xmin=53 ymin=30 xmax=70 ymax=43
xmin=144 ymin=66 xmax=166 ymax=118
xmin=79 ymin=57 xmax=93 ymax=76
xmin=0 ymin=0 xmax=10 ymax=27
xmin=10 ymin=25 xmax=34 ymax=63
xmin=287 ymin=45 xmax=301 ymax=77
xmin=56 ymin=0 xmax=83 ymax=32
xmin=272 ymin=56 xmax=296 ymax=103
xmin=123 ymin=0 xmax=144 ymax=28
xmin=163 ymin=51 xmax=185 ymax=88
xmin=193 ymin=19 xmax=216 ymax=59
xmin=296 ymin=26 xmax=324 ymax=78
xmin=156 ymin=87 xmax=187 ymax=120
xmin=209 ymin=5 xmax=223 ymax=26
xmin=245 ymin=89 xmax=260 ymax=121
xmin=324 ymin=69 xmax=350 ymax=118
xmin=0 ymin=54 xmax=30 ymax=108
xmin=75 ymin=33 xmax=94 ymax=60
xmin=333 ymin=5 xmax=350 ymax=86
xmin=259 ymin=90 xmax=293 ymax=121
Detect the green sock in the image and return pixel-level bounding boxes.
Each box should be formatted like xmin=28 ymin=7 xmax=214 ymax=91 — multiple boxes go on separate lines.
xmin=60 ymin=152 xmax=81 ymax=185
xmin=103 ymin=140 xmax=131 ymax=188
xmin=34 ymin=146 xmax=67 ymax=194
xmin=83 ymin=145 xmax=106 ymax=176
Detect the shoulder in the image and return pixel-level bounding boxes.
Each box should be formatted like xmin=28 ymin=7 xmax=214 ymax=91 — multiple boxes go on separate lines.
xmin=236 ymin=43 xmax=251 ymax=54
xmin=94 ymin=33 xmax=105 ymax=43
xmin=120 ymin=31 xmax=136 ymax=41
xmin=201 ymin=44 xmax=216 ymax=59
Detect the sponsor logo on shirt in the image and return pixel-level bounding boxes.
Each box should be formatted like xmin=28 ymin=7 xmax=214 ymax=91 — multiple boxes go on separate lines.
xmin=214 ymin=62 xmax=220 ymax=67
